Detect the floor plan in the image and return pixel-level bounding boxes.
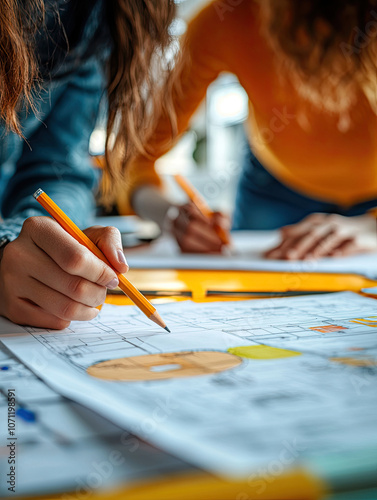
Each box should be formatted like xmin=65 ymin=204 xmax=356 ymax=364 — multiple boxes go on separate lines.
xmin=1 ymin=292 xmax=377 ymax=477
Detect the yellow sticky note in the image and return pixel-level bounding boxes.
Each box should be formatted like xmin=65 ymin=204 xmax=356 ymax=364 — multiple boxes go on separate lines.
xmin=228 ymin=345 xmax=301 ymax=360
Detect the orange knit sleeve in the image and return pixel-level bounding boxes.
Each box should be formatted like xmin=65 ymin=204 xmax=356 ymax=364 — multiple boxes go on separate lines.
xmin=116 ymin=1 xmax=231 ymax=215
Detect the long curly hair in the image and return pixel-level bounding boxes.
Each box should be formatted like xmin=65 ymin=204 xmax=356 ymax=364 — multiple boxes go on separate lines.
xmin=0 ymin=0 xmax=44 ymax=136
xmin=260 ymin=0 xmax=377 ymax=127
xmin=0 ymin=0 xmax=176 ymax=187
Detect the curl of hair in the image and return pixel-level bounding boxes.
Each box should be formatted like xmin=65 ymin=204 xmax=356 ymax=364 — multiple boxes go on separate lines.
xmin=260 ymin=0 xmax=377 ymax=124
xmin=103 ymin=0 xmax=177 ymax=201
xmin=0 ymin=0 xmax=177 ymax=200
xmin=0 ymin=0 xmax=44 ymax=135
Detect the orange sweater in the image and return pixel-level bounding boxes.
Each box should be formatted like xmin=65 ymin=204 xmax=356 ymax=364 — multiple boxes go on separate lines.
xmin=118 ymin=0 xmax=377 ymax=214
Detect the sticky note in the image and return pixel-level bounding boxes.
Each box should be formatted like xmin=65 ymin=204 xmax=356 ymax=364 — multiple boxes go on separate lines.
xmin=228 ymin=345 xmax=301 ymax=360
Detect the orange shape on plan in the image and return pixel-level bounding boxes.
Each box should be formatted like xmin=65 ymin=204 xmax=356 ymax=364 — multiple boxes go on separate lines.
xmin=309 ymin=325 xmax=347 ymax=333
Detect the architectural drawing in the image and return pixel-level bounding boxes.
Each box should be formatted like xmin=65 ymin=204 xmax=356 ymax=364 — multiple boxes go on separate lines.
xmin=1 ymin=292 xmax=377 ymax=477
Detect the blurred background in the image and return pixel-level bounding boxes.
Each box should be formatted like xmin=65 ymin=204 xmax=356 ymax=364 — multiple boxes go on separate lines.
xmin=90 ymin=0 xmax=249 ymax=217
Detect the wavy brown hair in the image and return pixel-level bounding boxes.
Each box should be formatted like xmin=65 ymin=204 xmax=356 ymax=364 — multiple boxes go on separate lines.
xmin=0 ymin=0 xmax=44 ymax=136
xmin=0 ymin=0 xmax=176 ymax=188
xmin=260 ymin=0 xmax=377 ymax=127
xmin=105 ymin=0 xmax=176 ymax=186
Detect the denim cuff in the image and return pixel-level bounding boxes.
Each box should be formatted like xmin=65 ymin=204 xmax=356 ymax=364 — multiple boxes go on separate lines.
xmin=0 ymin=217 xmax=28 ymax=243
xmin=0 ymin=207 xmax=47 ymax=243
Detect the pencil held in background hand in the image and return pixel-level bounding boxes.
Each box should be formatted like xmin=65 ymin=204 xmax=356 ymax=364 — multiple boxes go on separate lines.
xmin=33 ymin=189 xmax=170 ymax=332
xmin=174 ymin=174 xmax=230 ymax=246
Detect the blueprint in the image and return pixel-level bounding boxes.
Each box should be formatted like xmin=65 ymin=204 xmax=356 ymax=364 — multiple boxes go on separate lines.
xmin=0 ymin=345 xmax=191 ymax=496
xmin=1 ymin=292 xmax=377 ymax=477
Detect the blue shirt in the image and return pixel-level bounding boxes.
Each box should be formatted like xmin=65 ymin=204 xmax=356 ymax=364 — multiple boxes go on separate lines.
xmin=0 ymin=0 xmax=110 ymax=243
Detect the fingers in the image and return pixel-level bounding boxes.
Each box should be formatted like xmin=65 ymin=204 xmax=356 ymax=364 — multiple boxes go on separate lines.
xmin=178 ymin=234 xmax=218 ymax=253
xmin=266 ymin=226 xmax=357 ymax=260
xmin=307 ymin=230 xmax=344 ymax=259
xmin=328 ymin=239 xmax=358 ymax=257
xmin=0 ymin=217 xmax=130 ymax=329
xmin=280 ymin=213 xmax=326 ymax=236
xmin=8 ymin=240 xmax=106 ymax=308
xmin=35 ymin=263 xmax=106 ymax=308
xmin=265 ymin=231 xmax=308 ymax=259
xmin=177 ymin=203 xmax=208 ymax=226
xmin=282 ymin=226 xmax=335 ymax=260
xmin=266 ymin=227 xmax=332 ymax=260
xmin=173 ymin=204 xmax=224 ymax=253
xmin=6 ymin=298 xmax=71 ymax=331
xmin=176 ymin=222 xmax=223 ymax=253
xmin=266 ymin=213 xmax=343 ymax=260
xmin=212 ymin=212 xmax=231 ymax=232
xmin=24 ymin=218 xmax=119 ymax=288
xmin=83 ymin=225 xmax=128 ymax=274
xmin=32 ymin=278 xmax=99 ymax=322
xmin=11 ymin=276 xmax=100 ymax=322
xmin=0 ymin=280 xmax=71 ymax=330
xmin=212 ymin=212 xmax=231 ymax=245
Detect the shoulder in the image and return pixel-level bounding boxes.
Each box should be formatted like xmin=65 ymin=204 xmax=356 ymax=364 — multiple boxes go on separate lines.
xmin=183 ymin=0 xmax=258 ymax=72
xmin=185 ymin=0 xmax=258 ymax=51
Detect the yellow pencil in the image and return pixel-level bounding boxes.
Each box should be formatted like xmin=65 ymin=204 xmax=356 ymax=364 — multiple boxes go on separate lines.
xmin=33 ymin=188 xmax=170 ymax=332
xmin=174 ymin=174 xmax=230 ymax=245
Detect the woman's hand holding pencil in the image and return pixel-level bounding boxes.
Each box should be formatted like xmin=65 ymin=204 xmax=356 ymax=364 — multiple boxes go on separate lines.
xmin=28 ymin=189 xmax=169 ymax=332
xmin=0 ymin=189 xmax=170 ymax=332
xmin=172 ymin=174 xmax=231 ymax=254
xmin=171 ymin=203 xmax=230 ymax=254
xmin=0 ymin=216 xmax=127 ymax=330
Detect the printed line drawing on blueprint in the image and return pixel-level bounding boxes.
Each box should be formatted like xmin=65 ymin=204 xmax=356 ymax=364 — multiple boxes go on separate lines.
xmin=0 ymin=344 xmax=191 ymax=497
xmin=1 ymin=292 xmax=377 ymax=477
xmin=21 ymin=313 xmax=171 ymax=374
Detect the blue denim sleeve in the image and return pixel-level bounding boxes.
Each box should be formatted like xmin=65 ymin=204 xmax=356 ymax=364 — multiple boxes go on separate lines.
xmin=0 ymin=58 xmax=105 ymax=242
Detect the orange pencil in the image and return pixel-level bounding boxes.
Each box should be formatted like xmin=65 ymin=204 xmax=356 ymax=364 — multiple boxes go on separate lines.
xmin=33 ymin=188 xmax=170 ymax=332
xmin=174 ymin=174 xmax=230 ymax=245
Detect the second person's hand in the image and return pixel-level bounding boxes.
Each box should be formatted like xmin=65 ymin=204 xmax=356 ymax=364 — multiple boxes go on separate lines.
xmin=171 ymin=203 xmax=230 ymax=253
xmin=265 ymin=213 xmax=377 ymax=260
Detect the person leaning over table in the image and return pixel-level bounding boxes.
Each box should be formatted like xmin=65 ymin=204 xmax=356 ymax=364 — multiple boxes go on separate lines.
xmin=0 ymin=0 xmax=177 ymax=329
xmin=115 ymin=0 xmax=377 ymax=259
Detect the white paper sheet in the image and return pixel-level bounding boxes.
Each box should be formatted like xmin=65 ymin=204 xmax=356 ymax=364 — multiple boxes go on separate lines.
xmin=125 ymin=231 xmax=377 ymax=278
xmin=0 ymin=344 xmax=190 ymax=496
xmin=1 ymin=292 xmax=377 ymax=478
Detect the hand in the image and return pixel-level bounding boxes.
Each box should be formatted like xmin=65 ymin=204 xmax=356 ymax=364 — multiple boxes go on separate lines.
xmin=265 ymin=213 xmax=377 ymax=260
xmin=171 ymin=203 xmax=230 ymax=253
xmin=0 ymin=217 xmax=128 ymax=329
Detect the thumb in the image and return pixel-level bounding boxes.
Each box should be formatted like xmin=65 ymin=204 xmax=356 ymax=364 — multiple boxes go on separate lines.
xmin=83 ymin=226 xmax=129 ymax=274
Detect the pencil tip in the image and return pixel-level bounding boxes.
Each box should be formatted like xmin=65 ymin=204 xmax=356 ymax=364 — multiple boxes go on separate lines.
xmin=149 ymin=311 xmax=170 ymax=332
